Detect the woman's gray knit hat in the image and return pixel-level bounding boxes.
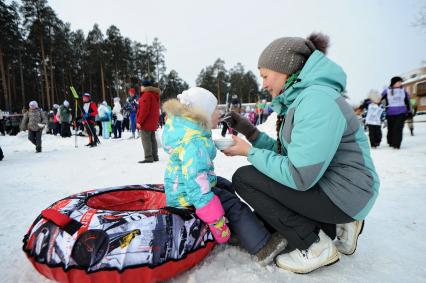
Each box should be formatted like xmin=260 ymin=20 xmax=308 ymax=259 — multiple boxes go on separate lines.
xmin=258 ymin=33 xmax=329 ymax=75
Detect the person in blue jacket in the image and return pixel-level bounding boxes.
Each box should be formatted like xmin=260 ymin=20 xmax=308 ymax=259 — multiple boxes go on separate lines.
xmin=124 ymin=88 xmax=139 ymax=139
xmin=222 ymin=33 xmax=379 ymax=273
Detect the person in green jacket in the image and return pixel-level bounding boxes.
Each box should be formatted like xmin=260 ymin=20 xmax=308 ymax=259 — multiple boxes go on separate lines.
xmin=222 ymin=33 xmax=379 ymax=273
xmin=59 ymin=100 xmax=72 ymax=137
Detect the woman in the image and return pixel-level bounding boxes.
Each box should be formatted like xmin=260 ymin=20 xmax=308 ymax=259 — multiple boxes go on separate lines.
xmin=380 ymin=76 xmax=412 ymax=149
xmin=222 ymin=33 xmax=379 ymax=273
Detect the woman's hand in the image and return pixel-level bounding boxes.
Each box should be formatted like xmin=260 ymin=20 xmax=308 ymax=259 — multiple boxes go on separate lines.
xmin=221 ymin=111 xmax=259 ymax=141
xmin=222 ymin=135 xmax=252 ymax=157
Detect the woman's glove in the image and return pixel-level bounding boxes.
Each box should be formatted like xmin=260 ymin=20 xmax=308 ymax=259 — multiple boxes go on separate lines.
xmin=221 ymin=111 xmax=259 ymax=141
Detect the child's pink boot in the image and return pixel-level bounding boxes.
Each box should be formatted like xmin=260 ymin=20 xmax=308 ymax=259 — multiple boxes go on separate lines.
xmin=196 ymin=195 xmax=231 ymax=243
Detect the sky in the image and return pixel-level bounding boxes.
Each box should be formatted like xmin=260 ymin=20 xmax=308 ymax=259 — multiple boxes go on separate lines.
xmin=44 ymin=0 xmax=426 ymax=104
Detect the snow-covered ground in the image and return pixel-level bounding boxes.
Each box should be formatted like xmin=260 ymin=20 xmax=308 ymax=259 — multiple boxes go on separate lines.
xmin=1 ymin=115 xmax=425 ymax=283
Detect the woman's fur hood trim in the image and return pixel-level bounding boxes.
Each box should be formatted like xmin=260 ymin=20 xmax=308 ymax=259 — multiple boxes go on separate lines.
xmin=141 ymin=86 xmax=161 ymax=94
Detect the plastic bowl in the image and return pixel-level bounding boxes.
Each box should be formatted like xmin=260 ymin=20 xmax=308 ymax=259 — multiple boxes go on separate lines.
xmin=213 ymin=138 xmax=236 ymax=150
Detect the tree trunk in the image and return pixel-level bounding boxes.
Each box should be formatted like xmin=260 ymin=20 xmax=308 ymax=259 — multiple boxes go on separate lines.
xmin=40 ymin=36 xmax=50 ymax=109
xmin=217 ymin=79 xmax=220 ymax=104
xmin=39 ymin=68 xmax=45 ymax=108
xmin=62 ymin=70 xmax=67 ymax=101
xmin=66 ymin=67 xmax=72 ymax=87
xmin=18 ymin=48 xmax=25 ymax=110
xmin=0 ymin=48 xmax=8 ymax=110
xmin=7 ymin=70 xmax=12 ymax=111
xmin=81 ymin=72 xmax=84 ymax=93
xmin=12 ymin=72 xmax=17 ymax=110
xmin=89 ymin=75 xmax=92 ymax=94
xmin=50 ymin=59 xmax=55 ymax=105
xmin=100 ymin=62 xmax=106 ymax=102
xmin=115 ymin=63 xmax=119 ymax=97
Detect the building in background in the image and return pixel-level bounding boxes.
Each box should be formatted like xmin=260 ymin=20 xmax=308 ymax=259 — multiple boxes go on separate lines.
xmin=401 ymin=67 xmax=426 ymax=113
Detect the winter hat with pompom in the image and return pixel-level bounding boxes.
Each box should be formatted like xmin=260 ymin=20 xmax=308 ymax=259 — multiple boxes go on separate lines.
xmin=258 ymin=32 xmax=330 ymax=75
xmin=177 ymin=87 xmax=217 ymax=117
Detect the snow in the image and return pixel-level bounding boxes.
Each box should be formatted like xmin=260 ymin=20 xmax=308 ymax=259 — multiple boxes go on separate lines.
xmin=1 ymin=115 xmax=426 ymax=283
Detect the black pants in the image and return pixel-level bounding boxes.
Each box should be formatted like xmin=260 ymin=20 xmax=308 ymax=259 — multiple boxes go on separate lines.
xmin=367 ymin=125 xmax=382 ymax=147
xmin=60 ymin=122 xmax=71 ymax=137
xmin=140 ymin=130 xmax=158 ymax=161
xmin=97 ymin=121 xmax=103 ymax=136
xmin=53 ymin=122 xmax=60 ymax=135
xmin=387 ymin=114 xmax=405 ymax=149
xmin=28 ymin=130 xmax=42 ymax=152
xmin=233 ymin=165 xmax=353 ymax=251
xmin=122 ymin=117 xmax=129 ymax=131
xmin=84 ymin=122 xmax=99 ymax=144
xmin=0 ymin=120 xmax=5 ymax=135
xmin=113 ymin=120 xmax=122 ymax=138
xmin=213 ymin=177 xmax=270 ymax=254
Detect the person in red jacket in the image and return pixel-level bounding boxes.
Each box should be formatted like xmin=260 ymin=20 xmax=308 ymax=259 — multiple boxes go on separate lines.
xmin=82 ymin=93 xmax=100 ymax=147
xmin=136 ymin=80 xmax=160 ymax=163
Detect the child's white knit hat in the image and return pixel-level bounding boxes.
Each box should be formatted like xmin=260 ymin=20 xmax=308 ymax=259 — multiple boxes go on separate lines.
xmin=177 ymin=87 xmax=217 ymax=117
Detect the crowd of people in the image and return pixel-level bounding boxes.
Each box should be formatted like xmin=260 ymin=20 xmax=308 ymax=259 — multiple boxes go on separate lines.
xmin=0 ymin=80 xmax=164 ymax=156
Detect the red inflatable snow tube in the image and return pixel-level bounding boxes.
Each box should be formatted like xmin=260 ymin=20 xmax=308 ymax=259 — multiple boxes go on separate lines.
xmin=23 ymin=185 xmax=215 ymax=283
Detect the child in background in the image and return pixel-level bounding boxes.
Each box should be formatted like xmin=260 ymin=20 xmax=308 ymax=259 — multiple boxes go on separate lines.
xmin=162 ymin=87 xmax=230 ymax=243
xmin=365 ymin=101 xmax=384 ymax=148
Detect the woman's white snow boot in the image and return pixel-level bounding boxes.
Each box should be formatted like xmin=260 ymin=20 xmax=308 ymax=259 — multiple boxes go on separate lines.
xmin=335 ymin=220 xmax=364 ymax=255
xmin=275 ymin=230 xmax=340 ymax=274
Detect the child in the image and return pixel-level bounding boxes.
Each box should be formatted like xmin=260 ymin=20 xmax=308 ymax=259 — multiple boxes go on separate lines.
xmin=365 ymin=101 xmax=384 ymax=148
xmin=20 ymin=101 xmax=47 ymax=153
xmin=162 ymin=88 xmax=275 ymax=263
xmin=162 ymin=87 xmax=230 ymax=243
